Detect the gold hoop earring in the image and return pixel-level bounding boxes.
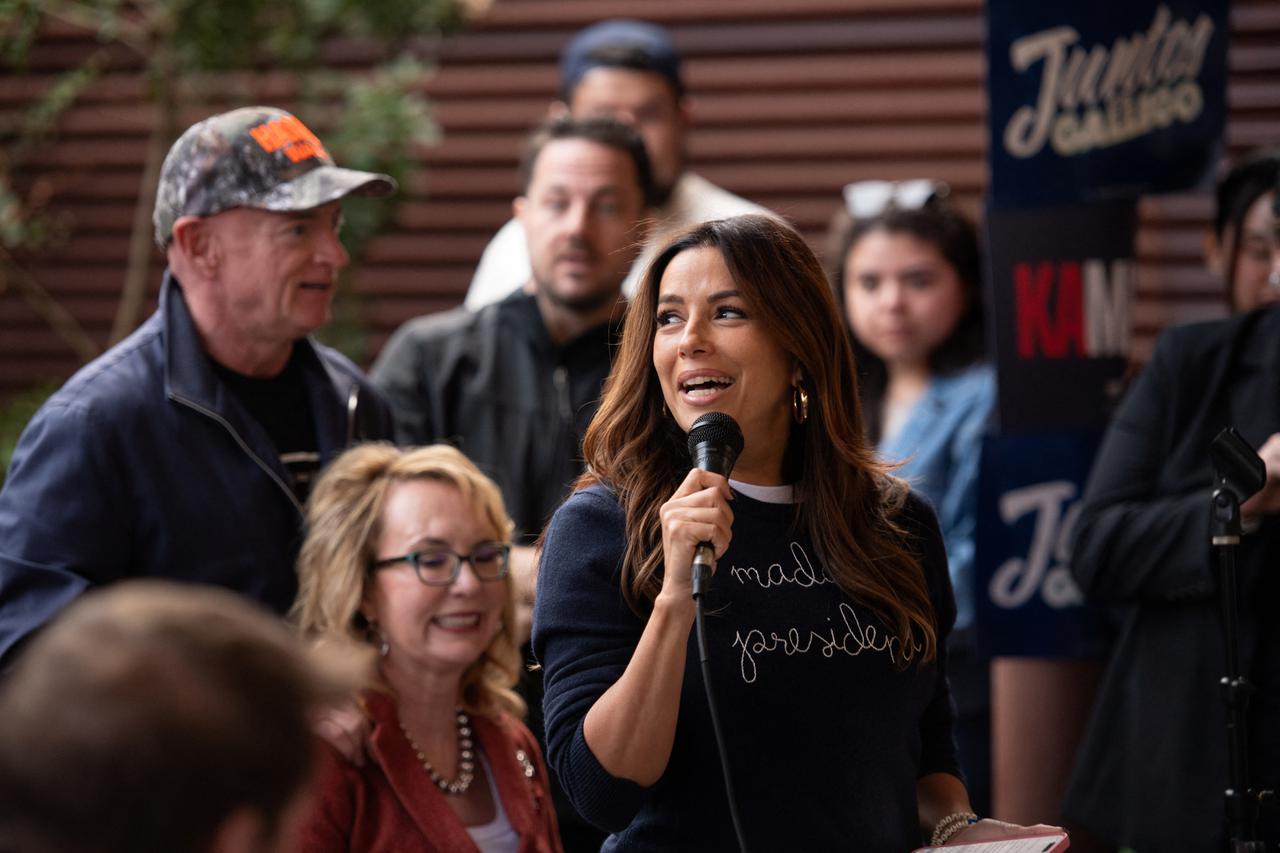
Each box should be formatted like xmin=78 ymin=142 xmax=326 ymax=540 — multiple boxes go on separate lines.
xmin=792 ymin=384 xmax=809 ymax=424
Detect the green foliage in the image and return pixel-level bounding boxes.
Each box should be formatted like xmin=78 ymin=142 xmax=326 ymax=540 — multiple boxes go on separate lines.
xmin=312 ymin=55 xmax=442 ymax=363
xmin=159 ymin=0 xmax=465 ymax=70
xmin=0 ymin=13 xmax=107 ymax=252
xmin=17 ymin=62 xmax=102 ymax=148
xmin=325 ymin=55 xmax=440 ymax=252
xmin=0 ymin=0 xmax=44 ymax=65
xmin=0 ymin=180 xmax=68 ymax=250
xmin=1 ymin=0 xmax=470 ymax=370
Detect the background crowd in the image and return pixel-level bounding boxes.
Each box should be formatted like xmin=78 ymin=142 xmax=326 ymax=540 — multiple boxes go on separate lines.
xmin=0 ymin=14 xmax=1275 ymax=853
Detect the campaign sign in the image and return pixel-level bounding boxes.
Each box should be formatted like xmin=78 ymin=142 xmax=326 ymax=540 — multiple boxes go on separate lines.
xmin=985 ymin=201 xmax=1136 ymax=433
xmin=987 ymin=0 xmax=1228 ymax=208
xmin=974 ymin=432 xmax=1110 ymax=659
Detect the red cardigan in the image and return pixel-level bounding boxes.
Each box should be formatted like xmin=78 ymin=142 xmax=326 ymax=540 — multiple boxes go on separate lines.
xmin=301 ymin=690 xmax=562 ymax=852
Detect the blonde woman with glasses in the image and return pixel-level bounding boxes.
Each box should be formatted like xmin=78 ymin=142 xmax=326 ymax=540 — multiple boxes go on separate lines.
xmin=292 ymin=443 xmax=561 ymax=852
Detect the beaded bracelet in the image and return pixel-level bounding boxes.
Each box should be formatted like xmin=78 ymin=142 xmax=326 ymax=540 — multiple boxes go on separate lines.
xmin=930 ymin=811 xmax=979 ymax=846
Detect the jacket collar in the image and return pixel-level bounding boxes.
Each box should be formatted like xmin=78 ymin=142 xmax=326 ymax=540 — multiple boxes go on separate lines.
xmin=161 ymin=269 xmax=228 ymax=411
xmin=1235 ymin=305 xmax=1280 ymax=373
xmin=1224 ymin=306 xmax=1280 ymax=446
xmin=364 ymin=690 xmax=541 ymax=850
xmin=500 ymin=290 xmax=622 ymax=358
xmin=160 ymin=270 xmax=349 ymax=488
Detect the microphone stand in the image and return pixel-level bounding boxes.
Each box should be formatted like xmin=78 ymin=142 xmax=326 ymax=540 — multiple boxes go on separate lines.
xmin=1208 ymin=428 xmax=1272 ymax=852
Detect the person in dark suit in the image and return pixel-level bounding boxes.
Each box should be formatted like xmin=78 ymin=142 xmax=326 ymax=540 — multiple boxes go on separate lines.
xmin=1063 ymin=302 xmax=1280 ymax=852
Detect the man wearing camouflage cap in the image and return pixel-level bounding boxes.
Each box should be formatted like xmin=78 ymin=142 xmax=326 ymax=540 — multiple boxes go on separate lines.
xmin=0 ymin=107 xmax=395 ymax=669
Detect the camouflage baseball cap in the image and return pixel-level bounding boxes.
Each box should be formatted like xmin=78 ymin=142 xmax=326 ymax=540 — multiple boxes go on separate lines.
xmin=153 ymin=106 xmax=396 ymax=248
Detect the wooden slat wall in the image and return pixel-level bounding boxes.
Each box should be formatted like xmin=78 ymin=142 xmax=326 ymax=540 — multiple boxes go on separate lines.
xmin=3 ymin=0 xmax=1278 ymax=399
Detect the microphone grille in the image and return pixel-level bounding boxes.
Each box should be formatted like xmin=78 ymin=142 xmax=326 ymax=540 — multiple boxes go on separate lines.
xmin=686 ymin=412 xmax=744 ymax=457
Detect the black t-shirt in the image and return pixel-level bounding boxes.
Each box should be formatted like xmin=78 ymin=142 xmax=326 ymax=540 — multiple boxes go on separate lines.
xmin=212 ymin=350 xmax=319 ymax=503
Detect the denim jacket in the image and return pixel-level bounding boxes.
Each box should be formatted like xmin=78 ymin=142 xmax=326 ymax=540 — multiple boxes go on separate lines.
xmin=0 ymin=272 xmax=392 ymax=666
xmin=878 ymin=363 xmax=995 ymax=631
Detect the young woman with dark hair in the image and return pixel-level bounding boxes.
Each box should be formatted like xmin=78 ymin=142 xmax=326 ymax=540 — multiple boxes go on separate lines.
xmin=830 ymin=184 xmax=996 ymax=814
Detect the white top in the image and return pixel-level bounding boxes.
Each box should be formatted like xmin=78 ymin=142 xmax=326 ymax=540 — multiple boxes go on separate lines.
xmin=464 ymin=753 xmax=520 ymax=853
xmin=729 ymin=478 xmax=795 ymax=504
xmin=464 ymin=172 xmax=772 ymax=309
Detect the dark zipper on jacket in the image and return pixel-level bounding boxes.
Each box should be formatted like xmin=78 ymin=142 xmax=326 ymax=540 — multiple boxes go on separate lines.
xmin=552 ymin=364 xmax=572 ymax=422
xmin=170 ymin=394 xmax=305 ymax=516
xmin=346 ymin=383 xmax=360 ymax=447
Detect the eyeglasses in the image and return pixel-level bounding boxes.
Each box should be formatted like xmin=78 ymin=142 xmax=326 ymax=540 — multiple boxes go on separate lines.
xmin=372 ymin=542 xmax=511 ymax=587
xmin=842 ymin=179 xmax=947 ymax=219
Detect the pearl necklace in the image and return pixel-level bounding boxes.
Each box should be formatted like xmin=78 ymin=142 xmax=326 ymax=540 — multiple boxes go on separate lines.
xmin=400 ymin=708 xmax=475 ymax=796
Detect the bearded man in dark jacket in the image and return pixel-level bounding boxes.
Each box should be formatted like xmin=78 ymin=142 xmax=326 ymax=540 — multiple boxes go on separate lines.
xmin=372 ymin=116 xmax=654 ymax=637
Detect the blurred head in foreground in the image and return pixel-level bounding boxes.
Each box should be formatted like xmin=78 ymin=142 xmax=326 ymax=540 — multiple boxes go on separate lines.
xmin=0 ymin=580 xmax=363 ymax=853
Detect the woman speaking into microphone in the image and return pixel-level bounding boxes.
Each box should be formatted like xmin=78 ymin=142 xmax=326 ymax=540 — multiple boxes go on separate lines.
xmin=532 ymin=214 xmax=1057 ymax=851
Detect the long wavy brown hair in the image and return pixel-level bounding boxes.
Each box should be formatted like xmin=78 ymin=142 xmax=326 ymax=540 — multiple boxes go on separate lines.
xmin=578 ymin=214 xmax=938 ymax=663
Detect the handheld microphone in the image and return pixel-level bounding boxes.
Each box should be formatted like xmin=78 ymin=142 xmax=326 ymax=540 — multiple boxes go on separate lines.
xmin=686 ymin=412 xmax=744 ymax=599
xmin=685 ymin=412 xmax=753 ymax=852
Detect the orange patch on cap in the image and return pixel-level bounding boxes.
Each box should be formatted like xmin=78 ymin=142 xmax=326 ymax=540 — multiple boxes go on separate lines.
xmin=249 ymin=115 xmax=330 ymax=163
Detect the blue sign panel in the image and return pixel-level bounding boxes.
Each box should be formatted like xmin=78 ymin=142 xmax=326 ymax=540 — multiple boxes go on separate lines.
xmin=987 ymin=0 xmax=1228 ymax=208
xmin=974 ymin=432 xmax=1111 ymax=658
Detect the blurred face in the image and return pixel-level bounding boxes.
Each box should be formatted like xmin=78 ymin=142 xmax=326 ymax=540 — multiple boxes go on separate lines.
xmin=1222 ymin=191 xmax=1279 ymax=311
xmin=569 ymin=67 xmax=687 ymax=198
xmin=516 ymin=137 xmax=646 ymax=312
xmin=200 ymin=202 xmax=349 ymax=346
xmin=653 ymin=247 xmax=795 ymax=484
xmin=843 ymin=229 xmax=969 ymax=371
xmin=362 ymin=479 xmax=507 ymax=679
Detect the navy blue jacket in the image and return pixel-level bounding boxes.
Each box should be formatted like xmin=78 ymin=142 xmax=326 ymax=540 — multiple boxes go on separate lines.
xmin=0 ymin=272 xmax=392 ymax=667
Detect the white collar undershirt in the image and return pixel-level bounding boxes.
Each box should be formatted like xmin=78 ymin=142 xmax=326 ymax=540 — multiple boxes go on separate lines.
xmin=729 ymin=479 xmax=795 ymax=504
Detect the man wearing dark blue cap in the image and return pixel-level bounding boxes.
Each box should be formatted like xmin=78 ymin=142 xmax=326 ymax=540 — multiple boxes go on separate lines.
xmin=0 ymin=107 xmax=395 ymax=669
xmin=465 ymin=18 xmax=770 ymax=309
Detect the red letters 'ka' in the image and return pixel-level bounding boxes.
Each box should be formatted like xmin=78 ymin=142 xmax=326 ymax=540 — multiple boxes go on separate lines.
xmin=1014 ymin=261 xmax=1084 ymax=359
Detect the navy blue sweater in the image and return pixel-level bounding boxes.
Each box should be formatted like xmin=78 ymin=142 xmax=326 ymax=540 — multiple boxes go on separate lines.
xmin=532 ymin=483 xmax=961 ymax=852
